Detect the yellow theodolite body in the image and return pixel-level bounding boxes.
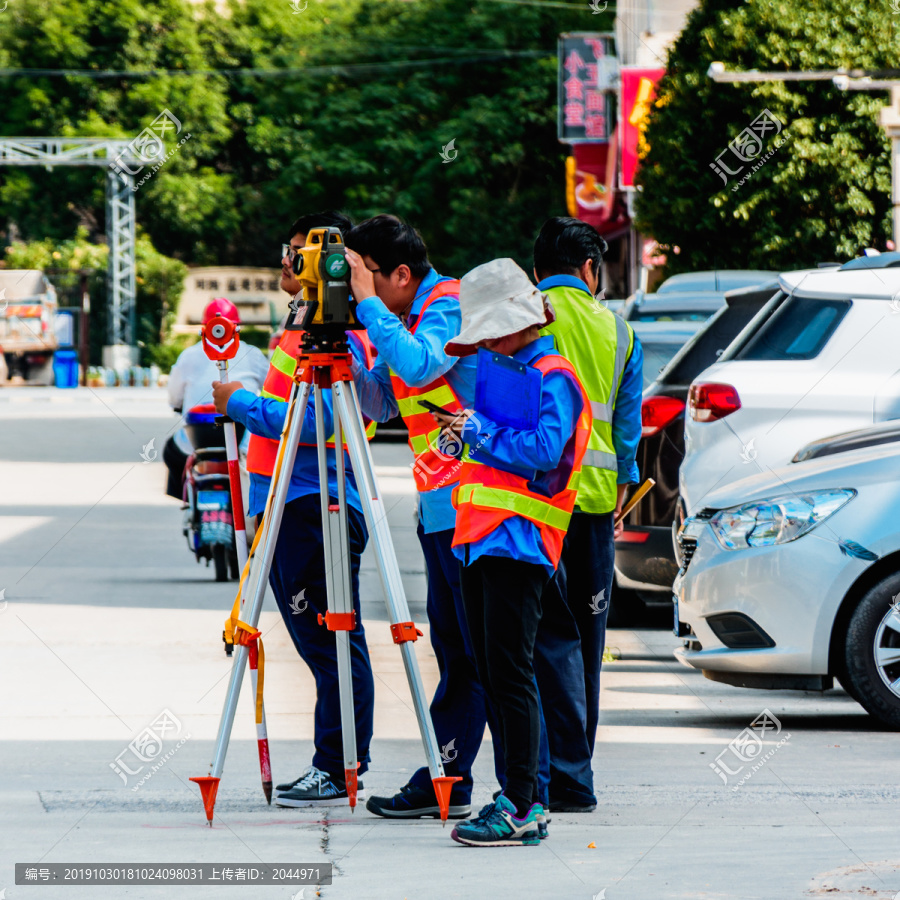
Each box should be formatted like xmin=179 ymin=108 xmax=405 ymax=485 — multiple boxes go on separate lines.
xmin=289 ymin=227 xmax=361 ymax=332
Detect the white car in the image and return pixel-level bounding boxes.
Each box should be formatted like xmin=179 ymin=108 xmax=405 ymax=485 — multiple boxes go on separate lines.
xmin=673 ymin=425 xmax=900 ymax=728
xmin=679 ymin=257 xmax=900 ymax=519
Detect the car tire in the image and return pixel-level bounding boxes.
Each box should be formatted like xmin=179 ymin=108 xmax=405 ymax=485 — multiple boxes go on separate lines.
xmin=842 ymin=576 xmax=900 ymax=730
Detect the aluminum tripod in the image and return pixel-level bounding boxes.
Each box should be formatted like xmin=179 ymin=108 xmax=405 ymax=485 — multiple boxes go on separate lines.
xmin=192 ymin=335 xmax=460 ymax=824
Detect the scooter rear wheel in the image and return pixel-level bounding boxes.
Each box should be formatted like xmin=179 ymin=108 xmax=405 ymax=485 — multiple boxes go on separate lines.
xmin=213 ymin=544 xmax=229 ymax=582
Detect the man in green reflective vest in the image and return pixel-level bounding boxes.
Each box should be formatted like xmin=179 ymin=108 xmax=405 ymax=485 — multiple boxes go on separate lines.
xmin=532 ymin=217 xmax=643 ymax=812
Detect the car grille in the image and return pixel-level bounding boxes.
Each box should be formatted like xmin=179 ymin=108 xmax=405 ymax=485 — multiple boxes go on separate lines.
xmin=677 ymin=508 xmax=715 ymax=573
xmin=679 ymin=536 xmax=698 ymax=571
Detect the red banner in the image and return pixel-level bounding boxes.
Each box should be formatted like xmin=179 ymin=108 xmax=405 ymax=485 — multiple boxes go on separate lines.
xmin=620 ymin=67 xmax=664 ymax=189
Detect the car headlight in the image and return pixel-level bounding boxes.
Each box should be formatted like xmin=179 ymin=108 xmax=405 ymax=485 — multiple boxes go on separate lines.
xmin=709 ymin=489 xmax=855 ymax=550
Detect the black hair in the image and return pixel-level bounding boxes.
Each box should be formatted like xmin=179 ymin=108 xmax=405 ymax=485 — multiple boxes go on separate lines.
xmin=346 ymin=214 xmax=431 ymax=279
xmin=288 ymin=210 xmax=353 ymax=241
xmin=533 ymin=217 xmax=608 ymax=281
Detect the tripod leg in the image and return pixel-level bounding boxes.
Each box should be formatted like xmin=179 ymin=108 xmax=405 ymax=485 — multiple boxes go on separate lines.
xmin=314 ymin=384 xmax=359 ymax=809
xmin=333 ymin=381 xmax=461 ymax=822
xmin=193 ymin=379 xmax=312 ymax=824
xmin=215 ymin=361 xmax=270 ymax=803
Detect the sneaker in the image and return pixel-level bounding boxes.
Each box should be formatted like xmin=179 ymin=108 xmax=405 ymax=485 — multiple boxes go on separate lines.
xmin=451 ymin=795 xmax=543 ymax=847
xmin=366 ymin=782 xmax=471 ymax=819
xmin=488 ymin=792 xmax=550 ymax=837
xmin=274 ymin=766 xmax=365 ymax=808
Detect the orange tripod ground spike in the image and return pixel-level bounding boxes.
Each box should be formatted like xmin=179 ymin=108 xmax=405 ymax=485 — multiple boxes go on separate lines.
xmin=190 ymin=776 xmax=221 ymax=826
xmin=344 ymin=763 xmax=360 ymax=812
xmin=432 ymin=776 xmax=463 ymax=825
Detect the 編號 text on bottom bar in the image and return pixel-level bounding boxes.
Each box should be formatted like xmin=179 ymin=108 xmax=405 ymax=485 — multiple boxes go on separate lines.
xmin=15 ymin=864 xmax=332 ymax=885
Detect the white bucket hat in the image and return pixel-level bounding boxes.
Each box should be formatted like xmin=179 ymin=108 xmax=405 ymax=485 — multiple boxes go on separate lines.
xmin=445 ymin=257 xmax=555 ymax=357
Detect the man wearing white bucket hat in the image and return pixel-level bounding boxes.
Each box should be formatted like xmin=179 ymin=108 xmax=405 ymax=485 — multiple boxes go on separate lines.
xmin=439 ymin=257 xmax=592 ymax=847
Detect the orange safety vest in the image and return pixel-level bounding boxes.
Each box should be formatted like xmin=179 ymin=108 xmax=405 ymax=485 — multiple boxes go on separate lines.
xmin=451 ymin=354 xmax=591 ymax=570
xmin=246 ymin=329 xmax=377 ymax=477
xmin=390 ymin=279 xmax=465 ymax=492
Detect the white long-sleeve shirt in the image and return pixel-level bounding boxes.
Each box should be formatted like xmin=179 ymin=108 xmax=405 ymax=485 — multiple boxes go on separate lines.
xmin=168 ymin=339 xmax=269 ymax=453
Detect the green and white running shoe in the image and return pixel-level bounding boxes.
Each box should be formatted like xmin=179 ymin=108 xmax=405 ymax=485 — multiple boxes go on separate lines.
xmin=450 ymin=795 xmax=543 ymax=847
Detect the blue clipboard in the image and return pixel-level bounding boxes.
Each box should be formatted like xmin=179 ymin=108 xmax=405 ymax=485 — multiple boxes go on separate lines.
xmin=474 ymin=348 xmax=543 ymax=430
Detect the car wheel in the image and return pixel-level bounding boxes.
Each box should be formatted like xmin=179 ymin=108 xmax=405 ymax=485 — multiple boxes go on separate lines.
xmin=843 ymin=576 xmax=900 ymax=729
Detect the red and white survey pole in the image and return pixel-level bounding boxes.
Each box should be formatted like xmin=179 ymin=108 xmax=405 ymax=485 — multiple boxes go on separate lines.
xmin=196 ymin=312 xmax=273 ymax=809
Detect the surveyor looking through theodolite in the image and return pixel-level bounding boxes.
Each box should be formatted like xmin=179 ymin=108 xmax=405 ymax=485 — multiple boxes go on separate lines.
xmin=209 ymin=212 xmax=383 ymax=809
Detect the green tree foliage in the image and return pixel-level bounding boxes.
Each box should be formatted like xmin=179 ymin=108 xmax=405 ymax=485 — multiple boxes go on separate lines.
xmin=0 ymin=0 xmax=235 ymax=261
xmin=5 ymin=228 xmax=186 ymax=363
xmin=0 ymin=0 xmax=601 ymax=277
xmin=233 ymin=0 xmax=587 ymax=276
xmin=634 ymin=0 xmax=895 ymax=273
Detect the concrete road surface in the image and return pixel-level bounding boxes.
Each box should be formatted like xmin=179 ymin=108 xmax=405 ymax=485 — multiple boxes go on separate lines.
xmin=0 ymin=387 xmax=897 ymax=900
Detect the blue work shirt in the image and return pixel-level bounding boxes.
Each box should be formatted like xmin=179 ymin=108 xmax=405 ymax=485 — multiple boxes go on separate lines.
xmin=537 ymin=275 xmax=643 ymax=485
xmin=452 ymin=335 xmax=584 ymax=576
xmin=353 ymin=268 xmax=477 ymax=534
xmin=227 ymin=337 xmax=374 ymax=518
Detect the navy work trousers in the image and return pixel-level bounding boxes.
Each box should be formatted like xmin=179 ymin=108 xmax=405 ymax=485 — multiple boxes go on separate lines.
xmin=460 ymin=553 xmax=548 ymax=815
xmin=407 ymin=525 xmax=489 ymax=805
xmin=533 ymin=510 xmax=615 ymax=804
xmin=267 ymin=493 xmax=375 ymax=779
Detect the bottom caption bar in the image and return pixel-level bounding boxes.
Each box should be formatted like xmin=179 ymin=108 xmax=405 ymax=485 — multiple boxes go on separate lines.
xmin=16 ymin=864 xmax=332 ymax=885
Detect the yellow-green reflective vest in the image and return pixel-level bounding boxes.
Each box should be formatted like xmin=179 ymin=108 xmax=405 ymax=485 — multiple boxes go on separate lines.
xmin=540 ymin=284 xmax=634 ymax=515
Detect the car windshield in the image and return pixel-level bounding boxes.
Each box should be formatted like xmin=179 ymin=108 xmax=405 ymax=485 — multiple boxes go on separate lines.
xmin=735 ymin=295 xmax=851 ymax=361
xmin=632 ymin=310 xmax=711 ymax=322
xmin=657 ymin=271 xmax=776 ymax=293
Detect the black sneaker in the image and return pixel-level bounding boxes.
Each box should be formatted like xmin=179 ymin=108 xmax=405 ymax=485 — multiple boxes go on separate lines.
xmin=274 ymin=766 xmax=365 ymax=808
xmin=366 ymin=782 xmax=470 ymax=819
xmin=548 ymin=797 xmax=596 ymax=813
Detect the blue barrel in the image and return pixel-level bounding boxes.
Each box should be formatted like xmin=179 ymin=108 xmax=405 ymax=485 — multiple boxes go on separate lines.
xmin=53 ymin=350 xmax=79 ymax=389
